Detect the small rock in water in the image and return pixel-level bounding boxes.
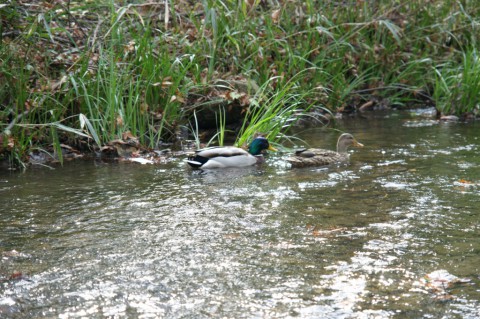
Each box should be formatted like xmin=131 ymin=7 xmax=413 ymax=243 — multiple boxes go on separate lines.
xmin=128 ymin=158 xmax=154 ymax=165
xmin=420 ymin=269 xmax=472 ymax=300
xmin=440 ymin=115 xmax=459 ymax=121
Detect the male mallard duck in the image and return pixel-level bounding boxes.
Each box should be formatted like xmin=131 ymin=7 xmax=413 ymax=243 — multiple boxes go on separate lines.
xmin=286 ymin=133 xmax=363 ymax=168
xmin=187 ymin=137 xmax=277 ymax=169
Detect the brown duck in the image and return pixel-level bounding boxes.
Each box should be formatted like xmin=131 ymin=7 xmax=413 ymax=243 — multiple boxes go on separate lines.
xmin=287 ymin=133 xmax=364 ymax=168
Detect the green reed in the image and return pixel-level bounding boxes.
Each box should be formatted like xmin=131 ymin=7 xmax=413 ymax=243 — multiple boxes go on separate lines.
xmin=434 ymin=47 xmax=480 ymax=115
xmin=2 ymin=0 xmax=480 ymax=167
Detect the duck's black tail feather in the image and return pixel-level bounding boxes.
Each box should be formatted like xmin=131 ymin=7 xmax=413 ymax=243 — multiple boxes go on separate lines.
xmin=186 ymin=155 xmax=208 ymax=168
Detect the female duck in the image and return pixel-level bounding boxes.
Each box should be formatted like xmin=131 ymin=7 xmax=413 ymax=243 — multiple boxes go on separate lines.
xmin=287 ymin=133 xmax=363 ymax=168
xmin=187 ymin=137 xmax=277 ymax=169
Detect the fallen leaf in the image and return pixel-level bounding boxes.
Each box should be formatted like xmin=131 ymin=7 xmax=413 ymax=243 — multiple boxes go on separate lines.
xmin=116 ymin=115 xmax=124 ymax=127
xmin=121 ymin=131 xmax=135 ymax=140
xmin=7 ymin=137 xmax=15 ymax=149
xmin=152 ymin=77 xmax=173 ymax=88
xmin=271 ymin=9 xmax=281 ymax=23
xmin=125 ymin=40 xmax=136 ymax=53
xmin=10 ymin=271 xmax=23 ymax=280
xmin=175 ymin=90 xmax=185 ymax=103
xmin=50 ymin=75 xmax=68 ymax=91
xmin=225 ymin=90 xmax=243 ymax=101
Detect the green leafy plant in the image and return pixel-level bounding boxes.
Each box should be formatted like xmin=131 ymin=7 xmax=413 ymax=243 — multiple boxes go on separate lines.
xmin=433 ymin=47 xmax=480 ymax=115
xmin=2 ymin=0 xmax=480 ymax=168
xmin=235 ymin=70 xmax=321 ymax=148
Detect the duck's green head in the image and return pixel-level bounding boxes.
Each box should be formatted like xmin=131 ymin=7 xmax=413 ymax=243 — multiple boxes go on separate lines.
xmin=248 ymin=137 xmax=277 ymax=155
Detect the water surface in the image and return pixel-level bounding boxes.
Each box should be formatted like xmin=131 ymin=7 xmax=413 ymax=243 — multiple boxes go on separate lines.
xmin=1 ymin=111 xmax=479 ymax=318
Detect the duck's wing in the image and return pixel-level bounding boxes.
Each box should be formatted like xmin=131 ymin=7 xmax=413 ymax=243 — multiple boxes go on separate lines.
xmin=296 ymin=148 xmax=339 ymax=157
xmin=287 ymin=148 xmax=347 ymax=167
xmin=194 ymin=146 xmax=249 ymax=158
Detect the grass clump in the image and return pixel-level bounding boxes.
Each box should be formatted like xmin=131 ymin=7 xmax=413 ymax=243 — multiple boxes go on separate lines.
xmin=433 ymin=47 xmax=480 ymax=116
xmin=1 ymin=0 xmax=480 ymax=168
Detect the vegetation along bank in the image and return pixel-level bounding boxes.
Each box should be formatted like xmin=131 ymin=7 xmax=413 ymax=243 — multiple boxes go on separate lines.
xmin=1 ymin=0 xmax=480 ymax=169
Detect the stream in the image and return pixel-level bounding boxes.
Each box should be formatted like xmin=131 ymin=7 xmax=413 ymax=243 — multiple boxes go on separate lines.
xmin=1 ymin=110 xmax=479 ymax=318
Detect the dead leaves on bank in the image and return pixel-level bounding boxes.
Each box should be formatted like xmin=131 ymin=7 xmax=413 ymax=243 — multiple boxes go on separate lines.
xmin=98 ymin=131 xmax=171 ymax=165
xmin=0 ymin=135 xmax=15 ymax=153
xmin=2 ymin=1 xmax=293 ymax=113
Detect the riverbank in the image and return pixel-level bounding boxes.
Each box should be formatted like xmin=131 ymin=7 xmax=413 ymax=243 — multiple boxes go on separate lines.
xmin=1 ymin=0 xmax=480 ymax=169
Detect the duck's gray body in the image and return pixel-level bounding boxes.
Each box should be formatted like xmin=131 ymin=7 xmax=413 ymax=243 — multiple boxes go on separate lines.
xmin=187 ymin=146 xmax=259 ymax=169
xmin=187 ymin=137 xmax=275 ymax=169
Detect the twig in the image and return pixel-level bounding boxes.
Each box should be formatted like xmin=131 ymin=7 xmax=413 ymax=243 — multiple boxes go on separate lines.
xmin=4 ymin=110 xmax=29 ymax=135
xmin=352 ymin=85 xmax=433 ymax=100
xmin=89 ymin=18 xmax=103 ymax=51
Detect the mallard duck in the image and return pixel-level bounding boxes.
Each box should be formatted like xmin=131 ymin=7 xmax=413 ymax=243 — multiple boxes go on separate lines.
xmin=286 ymin=133 xmax=363 ymax=168
xmin=187 ymin=137 xmax=277 ymax=169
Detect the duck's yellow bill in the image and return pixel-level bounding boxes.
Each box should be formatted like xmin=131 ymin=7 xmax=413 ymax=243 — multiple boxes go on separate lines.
xmin=268 ymin=145 xmax=278 ymax=151
xmin=353 ymin=140 xmax=364 ymax=147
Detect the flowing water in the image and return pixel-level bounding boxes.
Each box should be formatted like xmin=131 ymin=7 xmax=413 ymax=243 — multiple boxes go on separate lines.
xmin=1 ymin=111 xmax=479 ymax=318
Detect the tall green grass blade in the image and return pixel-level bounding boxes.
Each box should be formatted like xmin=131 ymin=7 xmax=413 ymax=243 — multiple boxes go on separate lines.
xmin=377 ymin=19 xmax=402 ymax=45
xmin=78 ymin=114 xmax=102 ymax=147
xmin=50 ymin=126 xmax=63 ymax=164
